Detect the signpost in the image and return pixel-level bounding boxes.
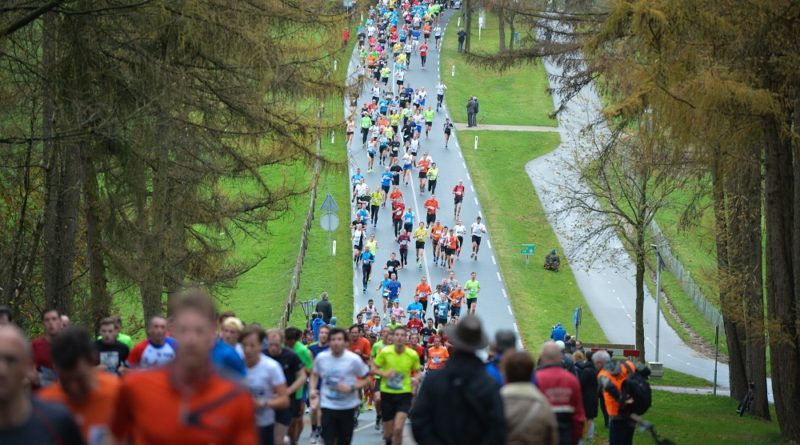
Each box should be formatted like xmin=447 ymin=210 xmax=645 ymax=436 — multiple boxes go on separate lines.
xmin=474 ymin=135 xmax=478 ymax=150
xmin=520 ymin=243 xmax=535 ymax=265
xmin=299 ymin=298 xmax=318 ymax=322
xmin=713 ymin=324 xmax=720 ymax=395
xmin=320 ymin=193 xmax=340 ymax=255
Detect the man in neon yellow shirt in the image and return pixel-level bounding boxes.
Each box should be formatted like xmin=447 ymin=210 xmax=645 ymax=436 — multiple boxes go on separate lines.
xmin=413 ymin=222 xmax=428 ymax=268
xmin=464 ymin=271 xmax=481 ymax=315
xmin=372 ymin=326 xmax=420 ymax=445
xmin=423 ymin=106 xmax=435 ymax=137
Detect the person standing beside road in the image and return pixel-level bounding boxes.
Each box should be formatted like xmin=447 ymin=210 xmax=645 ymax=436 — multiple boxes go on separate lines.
xmin=473 ymin=96 xmax=480 ymax=127
xmin=466 ymin=97 xmax=476 ymax=128
xmin=315 ymin=293 xmax=333 ymax=324
xmin=535 ymin=341 xmax=586 ymax=445
xmin=464 ymin=271 xmax=481 ymax=315
xmin=0 ymin=325 xmax=86 ymax=445
xmin=310 ymin=328 xmax=371 ymax=445
xmin=457 ymin=28 xmax=466 ymax=52
xmin=501 ymin=351 xmax=558 ymax=445
xmin=593 ymin=350 xmax=636 ymax=445
xmin=372 ymin=327 xmax=421 ymax=445
xmin=574 ymin=351 xmax=600 ymax=442
xmin=470 ymin=216 xmax=487 ymax=261
xmin=411 ymin=316 xmax=506 ymax=445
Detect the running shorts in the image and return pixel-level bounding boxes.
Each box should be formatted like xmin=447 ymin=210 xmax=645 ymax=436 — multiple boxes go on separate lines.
xmin=472 ymin=235 xmax=482 ymax=245
xmin=454 ymin=196 xmax=463 ymax=204
xmin=415 ymin=240 xmax=425 ymax=249
xmin=382 ymin=185 xmax=390 ymax=193
xmin=381 ymin=392 xmax=413 ymax=420
xmin=418 ymin=171 xmax=427 ymax=179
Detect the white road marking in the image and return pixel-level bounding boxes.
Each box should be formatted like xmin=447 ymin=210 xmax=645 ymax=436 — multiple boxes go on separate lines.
xmin=470 ymin=185 xmax=474 ymax=192
xmin=486 ymin=239 xmax=492 ymax=249
xmin=513 ymin=322 xmax=519 ymax=333
xmin=458 ymin=151 xmax=463 ymax=159
xmin=491 ymin=255 xmax=496 ymax=265
xmin=507 ymin=305 xmax=513 ymax=315
xmin=473 ymin=197 xmax=479 ymax=205
xmin=502 ymin=289 xmax=508 ymax=299
xmin=462 ymin=161 xmax=467 ymax=169
xmin=497 ymin=271 xmax=502 ymax=282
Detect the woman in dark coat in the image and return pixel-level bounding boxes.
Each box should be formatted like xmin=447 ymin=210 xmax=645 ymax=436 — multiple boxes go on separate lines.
xmin=574 ymin=351 xmax=599 ymax=441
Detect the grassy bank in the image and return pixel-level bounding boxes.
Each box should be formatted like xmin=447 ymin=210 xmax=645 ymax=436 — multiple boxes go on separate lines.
xmin=457 ymin=130 xmax=606 ymax=346
xmin=440 ymin=13 xmax=556 ymax=127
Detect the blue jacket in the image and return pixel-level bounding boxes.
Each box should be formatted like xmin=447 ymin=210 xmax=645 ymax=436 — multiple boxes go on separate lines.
xmin=211 ymin=338 xmax=245 ymax=379
xmin=550 ymin=324 xmax=567 ymax=342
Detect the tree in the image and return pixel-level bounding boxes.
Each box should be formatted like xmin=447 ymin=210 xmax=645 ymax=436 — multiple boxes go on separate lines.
xmin=553 ymin=112 xmax=698 ymax=358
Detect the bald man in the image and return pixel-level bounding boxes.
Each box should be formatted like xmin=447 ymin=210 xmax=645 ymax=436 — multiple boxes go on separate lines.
xmin=0 ymin=325 xmax=85 ymax=444
xmin=534 ymin=341 xmax=585 ymax=445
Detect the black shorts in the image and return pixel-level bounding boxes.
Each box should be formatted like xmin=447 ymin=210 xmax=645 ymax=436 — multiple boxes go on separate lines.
xmin=275 ymin=397 xmax=301 ymax=425
xmin=415 ymin=240 xmax=425 ymax=249
xmin=457 ymin=236 xmax=464 ymax=247
xmin=425 ymin=121 xmax=433 ymax=127
xmin=454 ymin=196 xmax=463 ymax=204
xmin=472 ymin=235 xmax=482 ymax=245
xmin=382 ymin=185 xmax=390 ymax=193
xmin=397 ymin=79 xmax=404 ymax=86
xmin=435 ymin=35 xmax=441 ymax=41
xmin=369 ymin=152 xmax=375 ymax=158
xmin=381 ymin=392 xmax=413 ymax=420
xmin=467 ymin=298 xmax=477 ymax=310
xmin=418 ymin=171 xmax=427 ymax=179
xmin=445 ymin=247 xmax=454 ymax=256
xmin=347 ymin=131 xmax=354 ymax=136
xmin=426 ymin=213 xmax=435 ymax=225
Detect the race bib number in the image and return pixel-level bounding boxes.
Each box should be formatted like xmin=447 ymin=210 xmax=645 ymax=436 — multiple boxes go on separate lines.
xmin=387 ymin=372 xmax=405 ymax=390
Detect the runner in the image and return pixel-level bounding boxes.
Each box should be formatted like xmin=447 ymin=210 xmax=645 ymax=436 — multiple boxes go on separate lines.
xmin=308 ymin=326 xmax=330 ymax=444
xmin=423 ymin=194 xmax=439 ymax=226
xmin=385 ymin=251 xmax=402 ymax=277
xmin=446 ymin=227 xmax=459 ymax=271
xmin=426 ymin=162 xmax=439 ymax=194
xmin=443 ymin=117 xmax=454 ymax=147
xmin=423 ymin=106 xmax=435 ymax=137
xmin=392 ymin=199 xmax=405 ymax=237
xmin=110 ymin=290 xmax=258 ymax=445
xmin=448 ymin=284 xmax=465 ymax=319
xmin=370 ymin=188 xmax=382 ymax=227
xmin=464 ymin=271 xmax=481 ymax=315
xmin=426 ymin=336 xmax=449 ymax=371
xmin=435 ymin=81 xmax=447 ymax=112
xmin=241 ymin=326 xmax=289 ymax=445
xmin=413 ymin=222 xmax=428 ymax=268
xmin=127 ymin=316 xmax=176 ymax=369
xmin=360 ymin=111 xmax=372 ymax=146
xmin=310 ymin=328 xmax=370 ymax=445
xmin=401 ymin=150 xmax=413 ymax=185
xmin=433 ymin=25 xmax=443 ymax=49
xmin=397 ymin=228 xmax=411 ymax=269
xmin=452 ymin=179 xmax=465 ymax=219
xmin=470 ymin=216 xmax=487 ymax=261
xmin=381 ymin=167 xmax=393 ymax=205
xmin=419 ymin=41 xmax=429 ymax=68
xmin=420 ymin=318 xmax=437 ymax=348
xmin=361 ymin=246 xmax=375 ymax=293
xmin=352 ymin=222 xmax=365 ymax=266
xmin=372 ymin=327 xmax=421 ymax=445
xmin=403 ymin=207 xmax=415 ymax=235
xmin=417 ymin=153 xmax=430 ymax=193
xmin=346 ymin=117 xmax=356 ymax=146
xmin=386 ymin=273 xmax=402 ymax=308
xmin=414 ymin=276 xmax=432 ymax=316
xmin=428 ymin=220 xmax=444 ymax=265
xmin=264 ymin=329 xmax=306 ymax=445
xmin=367 ymin=137 xmax=377 ymax=172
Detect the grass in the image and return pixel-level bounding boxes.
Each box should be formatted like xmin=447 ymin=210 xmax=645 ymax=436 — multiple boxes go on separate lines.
xmin=457 ymin=130 xmax=607 ymax=346
xmin=611 ymin=391 xmax=782 ymax=445
xmin=440 ymin=13 xmax=557 ymax=127
xmin=655 ymin=368 xmax=714 ymax=387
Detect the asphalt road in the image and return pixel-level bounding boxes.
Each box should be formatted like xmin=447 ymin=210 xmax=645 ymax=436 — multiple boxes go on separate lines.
xmin=342 ymin=9 xmax=514 ymax=444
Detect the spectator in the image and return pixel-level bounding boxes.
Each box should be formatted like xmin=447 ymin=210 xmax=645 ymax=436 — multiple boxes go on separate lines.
xmin=315 ymin=292 xmax=333 ymax=323
xmin=593 ymin=350 xmax=636 ymax=445
xmin=556 ymin=340 xmax=575 ymax=374
xmin=574 ymin=351 xmax=599 ymax=442
xmin=535 ymin=341 xmax=585 ymax=445
xmin=311 ymin=313 xmax=326 ymax=341
xmin=466 ymin=97 xmax=477 ymax=127
xmin=412 ymin=315 xmax=506 ymax=445
xmin=485 ymin=329 xmax=521 ymax=388
xmin=550 ymin=322 xmax=566 ymax=342
xmin=40 ymin=326 xmax=120 ymax=444
xmin=457 ymin=28 xmax=466 ymax=52
xmin=32 ymin=308 xmax=63 ymax=387
xmin=501 ymin=351 xmax=558 ymax=445
xmin=0 ymin=324 xmax=85 ymax=444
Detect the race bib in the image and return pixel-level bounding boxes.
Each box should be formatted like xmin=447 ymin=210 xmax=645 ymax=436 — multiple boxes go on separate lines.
xmin=386 ymin=372 xmax=405 ymax=390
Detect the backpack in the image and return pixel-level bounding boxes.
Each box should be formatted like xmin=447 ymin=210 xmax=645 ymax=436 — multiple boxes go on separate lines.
xmin=620 ymin=361 xmax=652 ymax=415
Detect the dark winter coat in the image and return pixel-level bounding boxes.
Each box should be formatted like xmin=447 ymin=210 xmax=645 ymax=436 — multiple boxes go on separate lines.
xmin=575 ymin=360 xmax=599 ymax=419
xmin=412 ymin=351 xmax=507 ymax=445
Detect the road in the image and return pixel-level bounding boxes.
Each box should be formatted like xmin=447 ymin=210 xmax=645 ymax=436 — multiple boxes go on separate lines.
xmin=342 ymin=9 xmax=515 ymax=444
xmin=526 ymin=50 xmax=744 ymax=390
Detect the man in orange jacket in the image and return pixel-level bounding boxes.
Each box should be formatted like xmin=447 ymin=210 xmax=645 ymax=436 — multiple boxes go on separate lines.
xmin=593 ymin=350 xmax=635 ymax=445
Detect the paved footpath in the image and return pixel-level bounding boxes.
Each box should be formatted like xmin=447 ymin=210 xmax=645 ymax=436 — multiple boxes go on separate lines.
xmin=342 ymin=9 xmax=516 ymax=445
xmin=453 ymin=123 xmax=559 ymax=132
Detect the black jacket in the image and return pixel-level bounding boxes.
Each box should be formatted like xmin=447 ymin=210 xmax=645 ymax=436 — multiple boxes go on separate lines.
xmin=575 ymin=361 xmax=599 ymax=419
xmin=412 ymin=351 xmax=507 ymax=445
xmin=315 ymin=300 xmax=333 ymax=323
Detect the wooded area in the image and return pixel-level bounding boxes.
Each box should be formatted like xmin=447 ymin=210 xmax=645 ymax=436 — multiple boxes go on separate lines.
xmin=0 ymin=1 xmax=351 ymax=330
xmin=468 ymin=0 xmax=799 ymax=440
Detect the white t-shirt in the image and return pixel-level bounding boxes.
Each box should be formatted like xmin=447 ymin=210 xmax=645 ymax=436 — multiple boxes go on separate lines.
xmin=245 ymin=354 xmax=287 ymax=427
xmin=313 ymin=350 xmax=370 ymax=410
xmin=355 ymin=182 xmax=369 ymax=196
xmin=436 ymin=83 xmax=446 ymax=95
xmin=454 ymin=224 xmax=467 ymax=237
xmin=471 ymin=222 xmax=487 ymax=237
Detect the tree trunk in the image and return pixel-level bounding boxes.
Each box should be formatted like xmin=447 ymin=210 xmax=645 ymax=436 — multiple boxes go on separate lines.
xmin=726 ymin=144 xmax=769 ymax=419
xmin=464 ymin=0 xmax=472 ymax=53
xmin=635 ymin=226 xmax=646 ymax=359
xmin=763 ymin=114 xmax=800 ymax=441
xmin=711 ymin=148 xmax=749 ymax=401
xmin=508 ymin=15 xmax=515 ymax=50
xmin=80 ymin=147 xmax=111 ymax=331
xmin=497 ymin=6 xmax=506 ymax=52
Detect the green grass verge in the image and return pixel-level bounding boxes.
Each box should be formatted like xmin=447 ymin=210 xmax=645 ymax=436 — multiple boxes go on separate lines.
xmin=654 ymin=369 xmax=714 ymax=387
xmin=593 ymin=391 xmax=783 ymax=445
xmin=440 ymin=13 xmax=557 ymax=127
xmin=456 ymin=130 xmax=607 ymax=347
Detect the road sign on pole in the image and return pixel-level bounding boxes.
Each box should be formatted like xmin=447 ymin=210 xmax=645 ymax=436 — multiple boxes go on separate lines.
xmin=520 ymin=243 xmax=535 ymax=265
xmin=320 ymin=193 xmax=339 ymax=213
